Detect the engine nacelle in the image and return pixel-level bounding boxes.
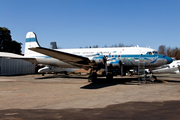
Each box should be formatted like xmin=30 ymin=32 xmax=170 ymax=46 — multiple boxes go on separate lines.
xmin=88 ymin=55 xmax=105 ymax=66
xmin=107 ymin=59 xmax=121 ymax=68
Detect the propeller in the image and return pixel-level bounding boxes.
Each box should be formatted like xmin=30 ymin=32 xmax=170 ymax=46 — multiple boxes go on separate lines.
xmin=120 ymin=63 xmax=123 ymax=77
xmin=100 ymin=52 xmax=123 ymax=76
xmin=101 ymin=52 xmax=111 ymax=75
xmin=103 ymin=56 xmax=108 ymax=75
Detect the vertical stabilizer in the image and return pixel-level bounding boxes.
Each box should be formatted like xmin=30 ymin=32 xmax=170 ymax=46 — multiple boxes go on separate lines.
xmin=25 ymin=32 xmax=40 ymax=56
xmin=50 ymin=41 xmax=57 ymax=49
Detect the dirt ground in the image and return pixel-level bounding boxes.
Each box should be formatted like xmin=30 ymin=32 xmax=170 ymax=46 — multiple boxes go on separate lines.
xmin=0 ymin=74 xmax=180 ymax=120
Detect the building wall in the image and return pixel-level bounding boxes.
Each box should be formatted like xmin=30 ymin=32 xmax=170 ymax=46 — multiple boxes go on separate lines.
xmin=0 ymin=58 xmax=35 ymax=75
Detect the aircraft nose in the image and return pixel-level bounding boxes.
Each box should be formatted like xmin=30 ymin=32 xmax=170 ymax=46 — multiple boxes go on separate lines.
xmin=165 ymin=56 xmax=173 ymax=64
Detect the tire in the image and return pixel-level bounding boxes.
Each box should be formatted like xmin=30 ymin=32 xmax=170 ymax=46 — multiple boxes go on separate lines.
xmin=88 ymin=72 xmax=97 ymax=82
xmin=106 ymin=73 xmax=113 ymax=80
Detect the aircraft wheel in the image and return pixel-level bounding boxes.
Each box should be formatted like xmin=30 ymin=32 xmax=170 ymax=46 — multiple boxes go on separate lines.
xmin=106 ymin=73 xmax=113 ymax=80
xmin=88 ymin=72 xmax=97 ymax=82
xmin=150 ymin=74 xmax=157 ymax=82
xmin=101 ymin=71 xmax=106 ymax=76
xmin=88 ymin=76 xmax=93 ymax=82
xmin=64 ymin=71 xmax=69 ymax=75
xmin=152 ymin=75 xmax=157 ymax=81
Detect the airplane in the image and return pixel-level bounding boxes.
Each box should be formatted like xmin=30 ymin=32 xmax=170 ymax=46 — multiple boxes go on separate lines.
xmin=149 ymin=60 xmax=180 ymax=74
xmin=0 ymin=32 xmax=173 ymax=82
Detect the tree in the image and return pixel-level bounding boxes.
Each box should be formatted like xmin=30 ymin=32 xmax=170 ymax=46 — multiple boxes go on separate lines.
xmin=0 ymin=27 xmax=22 ymax=54
xmin=118 ymin=43 xmax=125 ymax=47
xmin=158 ymin=45 xmax=180 ymax=60
xmin=172 ymin=47 xmax=180 ymax=60
xmin=103 ymin=45 xmax=107 ymax=48
xmin=166 ymin=47 xmax=173 ymax=57
xmin=158 ymin=45 xmax=166 ymax=55
xmin=93 ymin=45 xmax=98 ymax=48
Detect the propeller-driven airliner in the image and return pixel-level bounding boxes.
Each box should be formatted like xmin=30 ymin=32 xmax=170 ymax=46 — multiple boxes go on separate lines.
xmin=0 ymin=32 xmax=173 ymax=82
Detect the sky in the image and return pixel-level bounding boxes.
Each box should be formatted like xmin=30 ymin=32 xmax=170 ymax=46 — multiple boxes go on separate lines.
xmin=1 ymin=0 xmax=180 ymax=53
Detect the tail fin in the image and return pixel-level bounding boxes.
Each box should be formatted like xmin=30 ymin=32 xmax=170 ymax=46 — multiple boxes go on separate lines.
xmin=24 ymin=32 xmax=41 ymax=56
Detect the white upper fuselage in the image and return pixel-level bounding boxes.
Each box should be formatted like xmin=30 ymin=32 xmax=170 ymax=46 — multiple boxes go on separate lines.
xmin=25 ymin=46 xmax=156 ymax=58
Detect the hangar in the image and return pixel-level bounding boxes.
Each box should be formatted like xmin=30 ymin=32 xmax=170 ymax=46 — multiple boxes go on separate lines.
xmin=0 ymin=57 xmax=35 ymax=75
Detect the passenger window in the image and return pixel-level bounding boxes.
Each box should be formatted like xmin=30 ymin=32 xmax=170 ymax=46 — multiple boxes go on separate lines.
xmin=149 ymin=52 xmax=152 ymax=55
xmin=118 ymin=55 xmax=120 ymax=57
xmin=112 ymin=55 xmax=114 ymax=57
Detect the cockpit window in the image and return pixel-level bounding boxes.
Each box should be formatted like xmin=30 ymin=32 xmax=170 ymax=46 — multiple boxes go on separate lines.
xmin=149 ymin=52 xmax=152 ymax=55
xmin=146 ymin=51 xmax=158 ymax=55
xmin=153 ymin=51 xmax=158 ymax=54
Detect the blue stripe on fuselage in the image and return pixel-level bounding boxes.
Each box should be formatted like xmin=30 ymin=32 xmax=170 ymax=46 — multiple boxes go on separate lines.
xmin=120 ymin=54 xmax=158 ymax=58
xmin=33 ymin=54 xmax=163 ymax=60
xmin=150 ymin=57 xmax=158 ymax=64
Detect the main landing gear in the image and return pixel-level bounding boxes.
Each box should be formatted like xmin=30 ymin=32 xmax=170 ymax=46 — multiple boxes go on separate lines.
xmin=88 ymin=72 xmax=97 ymax=82
xmin=149 ymin=73 xmax=157 ymax=82
xmin=106 ymin=73 xmax=113 ymax=80
xmin=88 ymin=70 xmax=114 ymax=83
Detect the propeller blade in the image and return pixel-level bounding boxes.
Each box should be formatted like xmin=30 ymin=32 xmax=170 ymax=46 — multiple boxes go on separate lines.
xmin=121 ymin=64 xmax=123 ymax=77
xmin=103 ymin=56 xmax=108 ymax=75
xmin=105 ymin=62 xmax=108 ymax=75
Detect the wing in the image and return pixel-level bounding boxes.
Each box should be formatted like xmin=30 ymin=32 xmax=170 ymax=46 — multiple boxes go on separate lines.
xmin=0 ymin=52 xmax=37 ymax=63
xmin=29 ymin=47 xmax=91 ymax=67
